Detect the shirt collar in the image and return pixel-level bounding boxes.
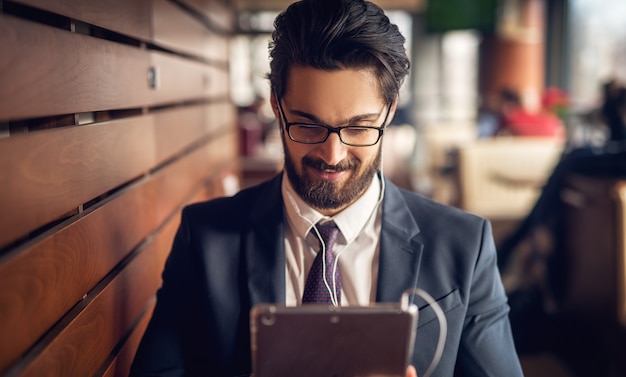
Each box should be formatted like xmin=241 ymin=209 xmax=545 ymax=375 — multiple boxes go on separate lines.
xmin=281 ymin=171 xmax=383 ymax=245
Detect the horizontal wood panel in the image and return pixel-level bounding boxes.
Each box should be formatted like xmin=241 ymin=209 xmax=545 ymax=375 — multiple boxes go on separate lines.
xmin=205 ymin=129 xmax=239 ymax=169
xmin=98 ymin=164 xmax=240 ymax=377
xmin=153 ymin=102 xmax=237 ymax=164
xmin=101 ymin=300 xmax=156 ymax=377
xmin=18 ymin=213 xmax=179 ymax=377
xmin=183 ymin=0 xmax=235 ymax=32
xmin=0 ymin=136 xmax=230 ymax=372
xmin=150 ymin=51 xmax=230 ymax=105
xmin=0 ymin=2 xmax=238 ymax=377
xmin=11 ymin=0 xmax=152 ymax=40
xmin=206 ymin=101 xmax=238 ymax=133
xmin=204 ymin=30 xmax=231 ymax=64
xmin=150 ymin=130 xmax=238 ymax=222
xmin=0 ymin=179 xmax=158 ymax=373
xmin=152 ymin=0 xmax=227 ymax=61
xmin=0 ymin=115 xmax=156 ymax=248
xmin=0 ymin=14 xmax=152 ymax=122
xmin=153 ymin=105 xmax=208 ymax=164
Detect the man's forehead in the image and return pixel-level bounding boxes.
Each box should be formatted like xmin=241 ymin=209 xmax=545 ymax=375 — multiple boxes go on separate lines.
xmin=283 ymin=66 xmax=385 ymax=115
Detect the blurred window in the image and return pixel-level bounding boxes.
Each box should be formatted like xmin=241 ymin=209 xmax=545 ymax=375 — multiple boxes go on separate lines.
xmin=568 ymin=0 xmax=626 ymax=110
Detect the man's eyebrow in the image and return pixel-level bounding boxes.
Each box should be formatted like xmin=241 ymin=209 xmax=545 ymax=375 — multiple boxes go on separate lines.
xmin=288 ymin=108 xmax=383 ymax=125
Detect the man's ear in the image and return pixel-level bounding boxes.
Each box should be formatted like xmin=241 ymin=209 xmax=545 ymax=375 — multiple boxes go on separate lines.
xmin=387 ymin=97 xmax=400 ymax=126
xmin=270 ymin=93 xmax=280 ymax=119
xmin=270 ymin=93 xmax=285 ymax=134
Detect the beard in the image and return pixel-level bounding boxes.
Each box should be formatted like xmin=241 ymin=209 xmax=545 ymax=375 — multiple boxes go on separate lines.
xmin=283 ymin=141 xmax=382 ymax=211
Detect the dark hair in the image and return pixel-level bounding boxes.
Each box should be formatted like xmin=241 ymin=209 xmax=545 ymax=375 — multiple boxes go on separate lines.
xmin=268 ymin=0 xmax=410 ymax=105
xmin=500 ymin=88 xmax=522 ymax=107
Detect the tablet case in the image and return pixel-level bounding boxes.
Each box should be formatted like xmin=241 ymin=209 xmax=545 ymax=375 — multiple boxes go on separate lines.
xmin=250 ymin=304 xmax=418 ymax=377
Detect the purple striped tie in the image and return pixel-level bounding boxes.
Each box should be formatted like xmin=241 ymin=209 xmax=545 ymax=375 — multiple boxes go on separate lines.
xmin=302 ymin=222 xmax=341 ymax=304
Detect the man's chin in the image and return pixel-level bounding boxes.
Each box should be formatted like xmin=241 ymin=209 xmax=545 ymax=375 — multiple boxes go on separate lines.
xmin=303 ymin=179 xmax=359 ymax=211
xmin=287 ymin=162 xmax=373 ymax=211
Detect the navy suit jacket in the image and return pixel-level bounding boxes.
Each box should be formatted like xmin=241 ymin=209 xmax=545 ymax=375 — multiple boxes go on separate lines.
xmin=130 ymin=173 xmax=523 ymax=376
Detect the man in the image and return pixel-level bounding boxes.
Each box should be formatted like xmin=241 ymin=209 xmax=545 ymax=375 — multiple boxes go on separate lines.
xmin=130 ymin=0 xmax=523 ymax=376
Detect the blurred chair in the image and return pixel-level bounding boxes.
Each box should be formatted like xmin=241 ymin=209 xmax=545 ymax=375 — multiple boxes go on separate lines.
xmin=534 ymin=174 xmax=626 ymax=376
xmin=557 ymin=175 xmax=626 ymax=328
xmin=420 ymin=122 xmax=477 ymax=205
xmin=455 ymin=136 xmax=565 ymax=220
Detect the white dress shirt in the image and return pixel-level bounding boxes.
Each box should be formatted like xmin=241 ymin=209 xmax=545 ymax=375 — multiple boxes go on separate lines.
xmin=281 ymin=172 xmax=384 ymax=306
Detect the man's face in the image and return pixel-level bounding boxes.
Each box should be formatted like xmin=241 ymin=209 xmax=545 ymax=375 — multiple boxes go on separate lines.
xmin=272 ymin=66 xmax=395 ymax=216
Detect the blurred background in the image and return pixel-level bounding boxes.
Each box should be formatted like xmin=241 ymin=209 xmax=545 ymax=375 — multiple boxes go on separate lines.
xmin=1 ymin=0 xmax=625 ymax=376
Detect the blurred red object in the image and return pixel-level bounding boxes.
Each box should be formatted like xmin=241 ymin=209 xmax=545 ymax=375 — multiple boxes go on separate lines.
xmin=542 ymin=87 xmax=569 ymax=117
xmin=502 ymin=108 xmax=566 ymax=139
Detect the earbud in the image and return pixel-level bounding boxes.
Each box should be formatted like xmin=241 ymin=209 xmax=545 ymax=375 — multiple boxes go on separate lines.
xmin=285 ymin=189 xmax=341 ymax=306
xmin=284 ymin=164 xmax=386 ymax=307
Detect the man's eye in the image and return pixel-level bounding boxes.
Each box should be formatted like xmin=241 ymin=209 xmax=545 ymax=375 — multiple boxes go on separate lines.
xmin=298 ymin=124 xmax=325 ymax=132
xmin=343 ymin=127 xmax=372 ymax=135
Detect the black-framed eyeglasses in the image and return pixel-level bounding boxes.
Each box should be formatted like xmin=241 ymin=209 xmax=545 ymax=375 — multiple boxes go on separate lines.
xmin=276 ymin=98 xmax=392 ymax=147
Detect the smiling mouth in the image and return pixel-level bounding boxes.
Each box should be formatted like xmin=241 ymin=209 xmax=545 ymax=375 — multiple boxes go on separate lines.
xmin=301 ymin=156 xmax=359 ymax=180
xmin=321 ymin=166 xmax=341 ymax=173
xmin=306 ymin=159 xmax=348 ymax=172
xmin=312 ymin=166 xmax=344 ymax=178
xmin=311 ymin=163 xmax=349 ymax=179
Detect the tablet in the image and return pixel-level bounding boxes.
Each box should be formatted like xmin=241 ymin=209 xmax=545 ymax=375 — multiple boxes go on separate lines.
xmin=250 ymin=303 xmax=418 ymax=377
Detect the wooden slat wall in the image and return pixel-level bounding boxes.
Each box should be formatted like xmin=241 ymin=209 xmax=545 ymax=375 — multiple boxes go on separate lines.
xmin=0 ymin=1 xmax=238 ymax=376
xmin=6 ymin=0 xmax=153 ymax=40
xmin=0 ymin=14 xmax=153 ymax=120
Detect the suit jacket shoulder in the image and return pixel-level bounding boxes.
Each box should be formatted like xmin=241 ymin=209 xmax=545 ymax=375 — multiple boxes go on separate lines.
xmin=182 ymin=173 xmax=284 ymax=230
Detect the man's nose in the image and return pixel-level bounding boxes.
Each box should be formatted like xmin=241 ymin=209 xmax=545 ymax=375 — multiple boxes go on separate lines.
xmin=317 ymin=132 xmax=348 ymax=166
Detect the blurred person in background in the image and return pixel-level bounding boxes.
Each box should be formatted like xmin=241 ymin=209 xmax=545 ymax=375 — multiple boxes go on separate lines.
xmin=477 ymin=88 xmax=566 ymax=139
xmin=496 ymin=88 xmax=566 ymax=139
xmin=498 ymin=78 xmax=626 ymax=375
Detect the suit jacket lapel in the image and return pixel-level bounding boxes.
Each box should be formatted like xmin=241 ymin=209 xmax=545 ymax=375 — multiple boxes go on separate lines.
xmin=245 ymin=174 xmax=286 ymax=306
xmin=376 ymin=179 xmax=424 ymax=304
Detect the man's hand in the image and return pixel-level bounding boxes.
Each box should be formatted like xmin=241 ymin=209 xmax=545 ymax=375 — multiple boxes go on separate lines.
xmin=406 ymin=365 xmax=417 ymax=377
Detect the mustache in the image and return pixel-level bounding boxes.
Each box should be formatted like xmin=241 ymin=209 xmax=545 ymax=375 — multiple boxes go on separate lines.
xmin=302 ymin=156 xmax=359 ymax=172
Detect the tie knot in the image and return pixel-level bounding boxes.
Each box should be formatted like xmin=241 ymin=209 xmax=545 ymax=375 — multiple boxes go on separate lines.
xmin=316 ymin=221 xmax=339 ymax=251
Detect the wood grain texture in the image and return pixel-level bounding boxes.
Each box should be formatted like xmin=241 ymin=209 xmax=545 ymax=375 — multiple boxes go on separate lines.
xmin=152 ymin=0 xmax=218 ymax=61
xmin=0 ymin=179 xmax=156 ymax=373
xmin=17 ymin=213 xmax=178 ymax=377
xmin=101 ymin=300 xmax=156 ymax=377
xmin=153 ymin=105 xmax=209 ymax=164
xmin=11 ymin=0 xmax=152 ymax=40
xmin=0 ymin=133 xmax=232 ymax=372
xmin=0 ymin=115 xmax=156 ymax=248
xmin=149 ymin=129 xmax=238 ymax=223
xmin=153 ymin=102 xmax=237 ymax=164
xmin=97 ymin=163 xmax=239 ymax=377
xmin=0 ymin=14 xmax=152 ymax=122
xmin=0 ymin=2 xmax=239 ymax=376
xmin=150 ymin=51 xmax=230 ymax=106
